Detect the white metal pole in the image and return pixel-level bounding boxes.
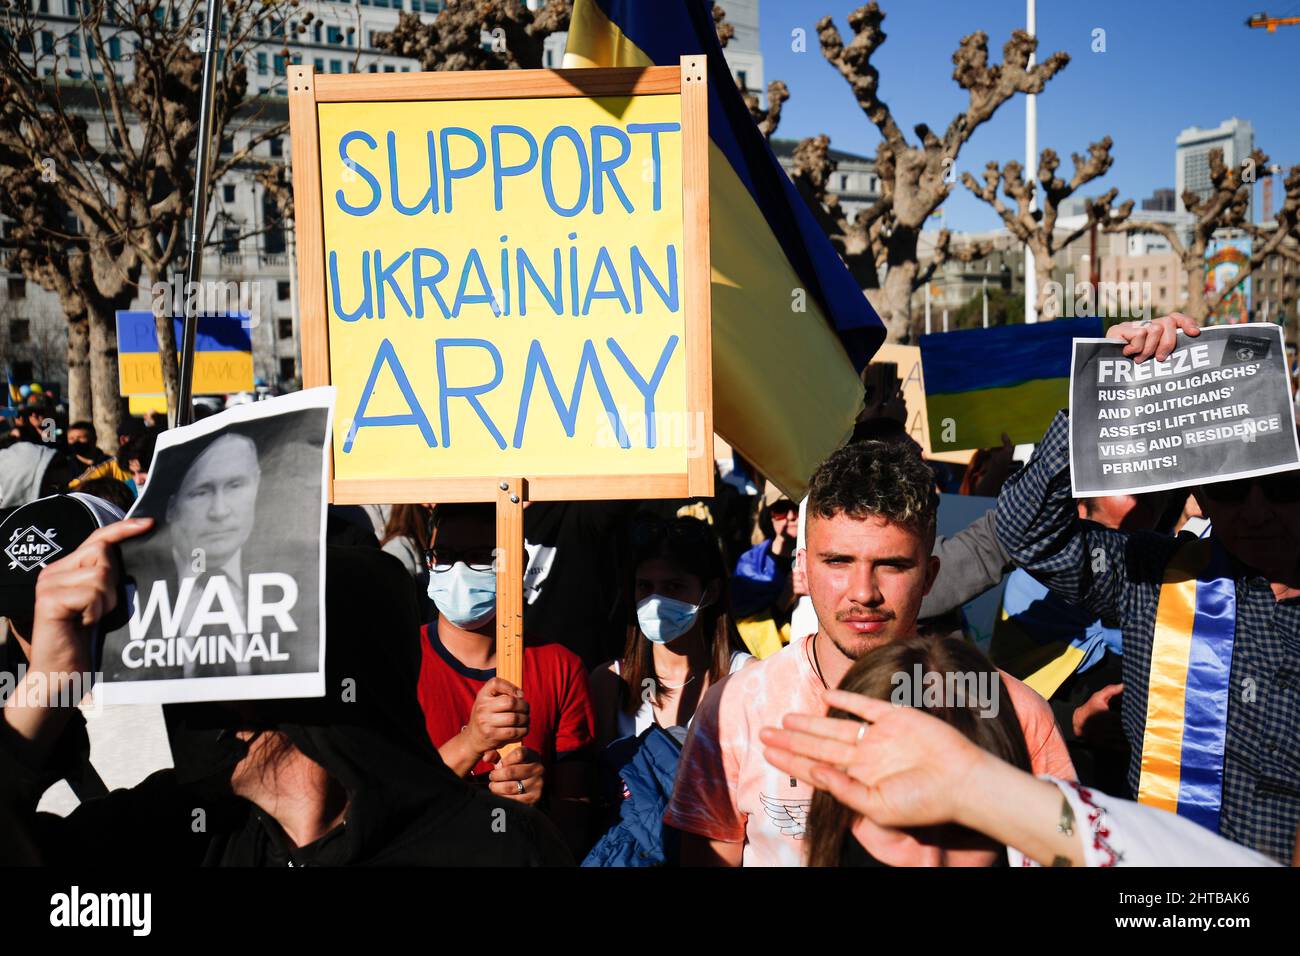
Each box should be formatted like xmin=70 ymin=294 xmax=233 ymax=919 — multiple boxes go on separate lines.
xmin=1024 ymin=0 xmax=1038 ymax=324
xmin=982 ymin=277 xmax=989 ymax=328
xmin=942 ymin=309 xmax=949 ymax=333
xmin=925 ymin=284 xmax=932 ymax=335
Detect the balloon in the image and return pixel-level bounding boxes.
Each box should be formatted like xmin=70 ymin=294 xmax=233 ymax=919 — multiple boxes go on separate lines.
xmin=18 ymin=385 xmax=30 ymax=398
xmin=29 ymin=383 xmax=43 ymax=394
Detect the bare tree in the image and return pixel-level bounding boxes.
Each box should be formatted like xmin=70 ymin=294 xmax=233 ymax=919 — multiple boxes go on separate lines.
xmin=1105 ymin=148 xmax=1295 ymax=322
xmin=789 ymin=132 xmax=991 ymax=310
xmin=817 ymin=3 xmax=1068 ymax=341
xmin=963 ymin=137 xmax=1133 ymax=319
xmin=376 ymin=0 xmax=570 ymax=71
xmin=742 ymin=79 xmax=788 ymax=142
xmin=0 ymin=0 xmax=289 ymax=443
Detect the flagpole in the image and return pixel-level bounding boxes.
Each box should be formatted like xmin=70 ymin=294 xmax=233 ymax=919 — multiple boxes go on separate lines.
xmin=1024 ymin=0 xmax=1038 ymax=325
xmin=175 ymin=0 xmax=222 ymax=428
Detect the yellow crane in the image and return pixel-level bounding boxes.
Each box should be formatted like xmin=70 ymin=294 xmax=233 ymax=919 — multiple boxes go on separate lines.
xmin=1246 ymin=12 xmax=1300 ymax=30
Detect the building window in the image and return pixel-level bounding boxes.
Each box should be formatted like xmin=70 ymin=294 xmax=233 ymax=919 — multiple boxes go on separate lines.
xmin=736 ymin=70 xmax=748 ymax=90
xmin=330 ymin=59 xmax=342 ymax=73
xmin=222 ymin=228 xmax=239 ymax=253
xmin=220 ymin=135 xmax=233 ymax=156
xmin=327 ymin=26 xmax=343 ymax=45
xmin=257 ymin=51 xmax=268 ymax=75
xmin=11 ymin=319 xmax=31 ymax=343
xmin=314 ymin=57 xmax=324 ymax=72
xmin=8 ymin=277 xmax=27 ymax=299
xmin=41 ymin=31 xmax=54 ymax=55
xmin=313 ymin=22 xmax=322 ymax=43
xmin=223 ymin=184 xmax=236 ymax=203
xmin=274 ymin=54 xmax=287 ymax=76
xmin=68 ymin=32 xmax=80 ymax=58
xmin=278 ymin=318 xmax=294 ymax=340
xmin=269 ymin=137 xmax=283 ymax=158
xmin=279 ymin=357 xmax=296 ymax=381
xmin=277 ymin=280 xmax=291 ymax=301
xmin=384 ymin=64 xmax=395 ymax=72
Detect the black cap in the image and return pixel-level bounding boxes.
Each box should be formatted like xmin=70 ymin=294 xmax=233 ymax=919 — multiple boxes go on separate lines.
xmin=0 ymin=493 xmax=125 ymax=622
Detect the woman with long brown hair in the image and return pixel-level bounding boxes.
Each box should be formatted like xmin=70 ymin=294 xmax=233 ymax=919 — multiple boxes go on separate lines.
xmin=589 ymin=515 xmax=753 ymax=747
xmin=802 ymin=633 xmax=1033 ymax=867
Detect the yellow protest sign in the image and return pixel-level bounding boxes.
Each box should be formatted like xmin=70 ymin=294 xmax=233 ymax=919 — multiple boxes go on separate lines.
xmin=289 ymin=62 xmax=713 ymax=504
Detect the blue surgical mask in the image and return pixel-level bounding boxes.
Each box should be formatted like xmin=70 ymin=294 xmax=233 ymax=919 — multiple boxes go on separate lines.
xmin=637 ymin=594 xmax=705 ymax=644
xmin=428 ymin=562 xmax=497 ymax=629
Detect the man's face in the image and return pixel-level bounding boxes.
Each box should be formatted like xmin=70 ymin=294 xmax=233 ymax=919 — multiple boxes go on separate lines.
xmin=128 ymin=458 xmax=148 ymax=489
xmin=1193 ymin=478 xmax=1300 ymax=578
xmin=167 ymin=435 xmax=260 ymax=568
xmin=804 ymin=510 xmax=939 ymax=660
xmin=1078 ymin=492 xmax=1167 ymax=533
xmin=67 ymin=427 xmax=92 ymax=447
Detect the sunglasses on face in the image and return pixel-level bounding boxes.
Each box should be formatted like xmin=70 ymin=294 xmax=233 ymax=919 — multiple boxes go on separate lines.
xmin=1201 ymin=471 xmax=1300 ymax=505
xmin=768 ymin=504 xmax=797 ymax=519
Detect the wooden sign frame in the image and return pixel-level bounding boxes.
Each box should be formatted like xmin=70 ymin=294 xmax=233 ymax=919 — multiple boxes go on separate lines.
xmin=288 ymin=57 xmax=714 ymax=506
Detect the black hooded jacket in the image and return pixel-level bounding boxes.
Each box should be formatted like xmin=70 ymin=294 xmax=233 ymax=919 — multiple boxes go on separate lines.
xmin=0 ymin=545 xmax=572 ymax=866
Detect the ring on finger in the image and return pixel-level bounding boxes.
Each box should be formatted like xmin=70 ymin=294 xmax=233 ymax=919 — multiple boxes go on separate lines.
xmin=855 ymin=722 xmax=868 ymax=744
xmin=516 ymin=780 xmax=525 ymax=795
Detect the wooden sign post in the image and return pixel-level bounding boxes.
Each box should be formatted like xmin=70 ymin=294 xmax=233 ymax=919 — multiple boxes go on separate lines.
xmin=289 ymin=58 xmax=713 ymax=715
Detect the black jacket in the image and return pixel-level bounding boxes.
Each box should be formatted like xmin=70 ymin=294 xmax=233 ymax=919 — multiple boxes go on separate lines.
xmin=0 ymin=545 xmax=572 ymax=866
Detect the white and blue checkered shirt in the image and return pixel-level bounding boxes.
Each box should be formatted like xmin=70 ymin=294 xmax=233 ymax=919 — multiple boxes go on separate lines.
xmin=996 ymin=410 xmax=1299 ymax=864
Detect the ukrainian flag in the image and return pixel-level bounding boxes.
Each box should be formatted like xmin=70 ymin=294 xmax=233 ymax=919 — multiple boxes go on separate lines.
xmin=564 ymin=0 xmax=884 ymax=496
xmin=116 ymin=311 xmax=254 ymax=397
xmin=919 ymin=316 xmax=1101 ymax=452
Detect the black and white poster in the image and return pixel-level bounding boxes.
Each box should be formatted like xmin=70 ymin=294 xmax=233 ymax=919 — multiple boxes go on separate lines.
xmin=1070 ymin=324 xmax=1300 ymax=496
xmin=97 ymin=388 xmax=334 ymax=705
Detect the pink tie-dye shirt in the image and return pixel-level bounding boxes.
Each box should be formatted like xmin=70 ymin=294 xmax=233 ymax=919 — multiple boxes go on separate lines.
xmin=665 ymin=635 xmax=1076 ymax=867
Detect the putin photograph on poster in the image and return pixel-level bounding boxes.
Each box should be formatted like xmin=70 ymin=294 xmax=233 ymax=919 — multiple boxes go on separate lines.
xmin=97 ymin=388 xmax=334 ymax=705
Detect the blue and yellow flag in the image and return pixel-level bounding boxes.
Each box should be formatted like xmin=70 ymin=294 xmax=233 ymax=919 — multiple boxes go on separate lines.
xmin=564 ymin=0 xmax=884 ymax=496
xmin=919 ymin=317 xmax=1102 ymax=452
xmin=115 ymin=311 xmax=253 ymax=398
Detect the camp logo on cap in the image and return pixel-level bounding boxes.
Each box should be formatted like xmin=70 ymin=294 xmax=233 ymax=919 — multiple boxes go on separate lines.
xmin=5 ymin=526 xmax=63 ymax=572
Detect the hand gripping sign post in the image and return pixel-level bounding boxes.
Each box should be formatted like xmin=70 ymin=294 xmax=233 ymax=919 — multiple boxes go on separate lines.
xmin=288 ymin=59 xmax=713 ymax=736
xmin=1069 ymin=324 xmax=1300 ymax=496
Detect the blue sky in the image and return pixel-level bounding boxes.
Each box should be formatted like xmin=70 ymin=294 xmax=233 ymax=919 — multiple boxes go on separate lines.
xmin=760 ymin=0 xmax=1300 ymax=232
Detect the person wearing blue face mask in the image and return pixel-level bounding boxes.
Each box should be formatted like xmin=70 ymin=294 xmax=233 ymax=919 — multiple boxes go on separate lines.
xmin=583 ymin=516 xmax=753 ymax=865
xmin=590 ymin=516 xmax=754 ymax=748
xmin=415 ymin=503 xmax=597 ymax=858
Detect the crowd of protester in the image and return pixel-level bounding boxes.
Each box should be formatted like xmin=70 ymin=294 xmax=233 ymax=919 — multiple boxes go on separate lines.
xmin=0 ymin=312 xmax=1296 ymax=867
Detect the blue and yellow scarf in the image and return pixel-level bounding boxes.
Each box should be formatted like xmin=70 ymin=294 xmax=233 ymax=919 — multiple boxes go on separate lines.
xmin=1136 ymin=537 xmax=1236 ymax=832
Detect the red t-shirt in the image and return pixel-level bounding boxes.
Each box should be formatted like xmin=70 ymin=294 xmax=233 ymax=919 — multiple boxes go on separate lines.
xmin=417 ymin=624 xmax=595 ymax=776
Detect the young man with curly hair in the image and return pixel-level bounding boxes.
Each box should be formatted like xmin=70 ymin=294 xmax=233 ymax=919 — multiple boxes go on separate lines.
xmin=665 ymin=439 xmax=1075 ymax=866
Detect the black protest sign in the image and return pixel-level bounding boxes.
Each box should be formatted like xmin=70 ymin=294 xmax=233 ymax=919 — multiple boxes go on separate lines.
xmin=1069 ymin=324 xmax=1300 ymax=496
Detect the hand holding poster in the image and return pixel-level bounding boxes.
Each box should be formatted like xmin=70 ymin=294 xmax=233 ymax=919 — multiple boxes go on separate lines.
xmin=97 ymin=388 xmax=334 ymax=705
xmin=1069 ymin=324 xmax=1300 ymax=496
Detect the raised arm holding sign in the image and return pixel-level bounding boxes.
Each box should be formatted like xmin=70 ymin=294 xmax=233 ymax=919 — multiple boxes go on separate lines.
xmin=1069 ymin=319 xmax=1300 ymax=497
